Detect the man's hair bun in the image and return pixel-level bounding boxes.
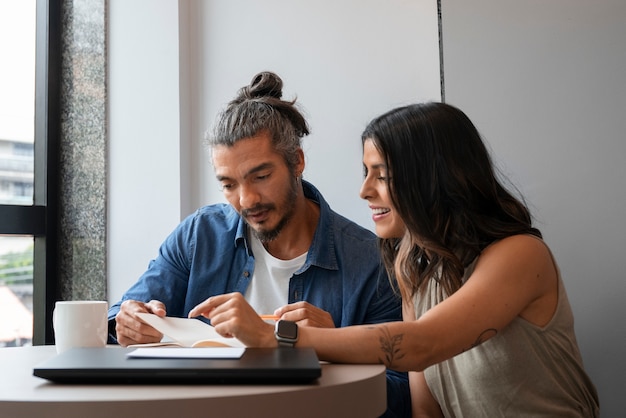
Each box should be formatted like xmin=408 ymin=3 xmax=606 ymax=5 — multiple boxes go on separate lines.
xmin=237 ymin=71 xmax=283 ymax=101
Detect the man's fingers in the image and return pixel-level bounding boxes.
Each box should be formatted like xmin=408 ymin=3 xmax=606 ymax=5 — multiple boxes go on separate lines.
xmin=189 ymin=293 xmax=240 ymax=318
xmin=275 ymin=301 xmax=335 ymax=328
xmin=146 ymin=300 xmax=167 ymax=316
xmin=115 ymin=301 xmax=164 ymax=346
xmin=116 ymin=320 xmax=163 ymax=346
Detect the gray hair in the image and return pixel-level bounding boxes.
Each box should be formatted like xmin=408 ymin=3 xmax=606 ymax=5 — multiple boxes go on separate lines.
xmin=205 ymin=71 xmax=310 ymax=172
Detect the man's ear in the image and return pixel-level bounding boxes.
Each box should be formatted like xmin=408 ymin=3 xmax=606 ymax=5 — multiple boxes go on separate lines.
xmin=295 ymin=148 xmax=305 ymax=174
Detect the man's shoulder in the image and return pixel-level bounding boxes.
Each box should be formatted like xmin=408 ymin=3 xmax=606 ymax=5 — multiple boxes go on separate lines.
xmin=183 ymin=203 xmax=241 ymax=230
xmin=195 ymin=202 xmax=237 ymax=217
xmin=303 ymin=180 xmax=376 ymax=242
xmin=330 ymin=211 xmax=376 ymax=240
xmin=331 ymin=211 xmax=376 ymax=235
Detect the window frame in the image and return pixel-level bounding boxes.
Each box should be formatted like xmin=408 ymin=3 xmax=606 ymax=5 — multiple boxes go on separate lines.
xmin=0 ymin=0 xmax=61 ymax=345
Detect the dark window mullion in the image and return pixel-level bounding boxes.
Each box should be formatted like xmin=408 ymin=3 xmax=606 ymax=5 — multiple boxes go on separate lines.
xmin=0 ymin=205 xmax=46 ymax=235
xmin=32 ymin=0 xmax=62 ymax=345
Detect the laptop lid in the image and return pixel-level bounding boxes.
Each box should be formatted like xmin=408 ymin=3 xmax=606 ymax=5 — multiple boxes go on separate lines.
xmin=33 ymin=347 xmax=321 ymax=384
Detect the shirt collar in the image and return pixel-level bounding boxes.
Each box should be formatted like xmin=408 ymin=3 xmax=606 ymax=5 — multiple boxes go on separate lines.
xmin=234 ymin=180 xmax=339 ymax=271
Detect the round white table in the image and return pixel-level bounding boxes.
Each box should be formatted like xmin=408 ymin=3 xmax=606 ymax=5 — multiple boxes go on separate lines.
xmin=0 ymin=345 xmax=387 ymax=418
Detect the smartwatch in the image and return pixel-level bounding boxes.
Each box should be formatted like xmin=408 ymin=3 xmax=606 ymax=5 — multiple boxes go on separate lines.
xmin=274 ymin=320 xmax=298 ymax=347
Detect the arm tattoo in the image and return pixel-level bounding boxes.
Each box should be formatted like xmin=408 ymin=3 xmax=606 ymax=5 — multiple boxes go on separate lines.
xmin=374 ymin=325 xmax=405 ymax=367
xmin=460 ymin=328 xmax=497 ymax=354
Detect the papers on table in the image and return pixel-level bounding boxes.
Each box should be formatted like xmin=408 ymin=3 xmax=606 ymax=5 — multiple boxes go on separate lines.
xmin=127 ymin=347 xmax=245 ymax=359
xmin=134 ymin=313 xmax=245 ymax=348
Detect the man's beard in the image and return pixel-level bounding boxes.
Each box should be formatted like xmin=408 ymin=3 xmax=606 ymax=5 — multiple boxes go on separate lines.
xmin=243 ymin=176 xmax=299 ymax=243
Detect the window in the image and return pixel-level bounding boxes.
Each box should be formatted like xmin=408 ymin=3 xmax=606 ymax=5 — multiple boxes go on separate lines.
xmin=0 ymin=236 xmax=33 ymax=346
xmin=0 ymin=0 xmax=61 ymax=346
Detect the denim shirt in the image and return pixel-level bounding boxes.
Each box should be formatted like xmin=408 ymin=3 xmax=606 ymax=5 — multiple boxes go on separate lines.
xmin=108 ymin=181 xmax=410 ymax=417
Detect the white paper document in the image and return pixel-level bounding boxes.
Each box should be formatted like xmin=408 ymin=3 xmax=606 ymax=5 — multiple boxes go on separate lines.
xmin=134 ymin=313 xmax=245 ymax=348
xmin=127 ymin=347 xmax=245 ymax=359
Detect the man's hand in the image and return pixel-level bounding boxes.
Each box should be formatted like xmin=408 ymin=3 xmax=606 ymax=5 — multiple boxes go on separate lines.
xmin=188 ymin=293 xmax=275 ymax=347
xmin=115 ymin=300 xmax=166 ymax=346
xmin=274 ymin=301 xmax=335 ymax=328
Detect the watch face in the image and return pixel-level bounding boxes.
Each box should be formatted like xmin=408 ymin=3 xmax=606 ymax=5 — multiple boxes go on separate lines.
xmin=277 ymin=320 xmax=298 ymax=339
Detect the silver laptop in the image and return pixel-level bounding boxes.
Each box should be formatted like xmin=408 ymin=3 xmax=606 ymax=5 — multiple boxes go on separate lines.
xmin=33 ymin=346 xmax=321 ymax=384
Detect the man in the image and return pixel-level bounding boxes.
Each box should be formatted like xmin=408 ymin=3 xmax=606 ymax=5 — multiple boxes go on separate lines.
xmin=108 ymin=71 xmax=409 ymax=417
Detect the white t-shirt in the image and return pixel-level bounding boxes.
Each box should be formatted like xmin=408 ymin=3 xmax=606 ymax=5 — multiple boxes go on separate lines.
xmin=244 ymin=232 xmax=307 ymax=315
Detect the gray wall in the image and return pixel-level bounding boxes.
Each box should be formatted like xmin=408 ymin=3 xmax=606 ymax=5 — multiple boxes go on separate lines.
xmin=442 ymin=1 xmax=626 ymax=414
xmin=109 ymin=0 xmax=188 ymax=302
xmin=189 ymin=0 xmax=441 ymax=221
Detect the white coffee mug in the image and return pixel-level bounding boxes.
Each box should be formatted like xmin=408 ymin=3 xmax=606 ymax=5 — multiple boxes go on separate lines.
xmin=53 ymin=300 xmax=108 ymax=354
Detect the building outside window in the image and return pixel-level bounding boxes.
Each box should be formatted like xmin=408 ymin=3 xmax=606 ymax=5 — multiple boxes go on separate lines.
xmin=0 ymin=0 xmax=37 ymax=347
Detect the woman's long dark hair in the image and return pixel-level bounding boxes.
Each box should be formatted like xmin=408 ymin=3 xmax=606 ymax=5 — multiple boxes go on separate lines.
xmin=362 ymin=102 xmax=541 ymax=300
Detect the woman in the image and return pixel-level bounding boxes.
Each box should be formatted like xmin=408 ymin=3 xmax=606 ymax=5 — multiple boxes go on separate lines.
xmin=190 ymin=102 xmax=599 ymax=417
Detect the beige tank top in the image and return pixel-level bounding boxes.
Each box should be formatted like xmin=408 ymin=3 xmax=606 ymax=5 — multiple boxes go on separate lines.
xmin=414 ymin=244 xmax=599 ymax=417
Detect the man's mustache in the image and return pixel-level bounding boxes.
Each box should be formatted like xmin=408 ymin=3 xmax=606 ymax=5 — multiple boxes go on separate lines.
xmin=241 ymin=203 xmax=275 ymax=218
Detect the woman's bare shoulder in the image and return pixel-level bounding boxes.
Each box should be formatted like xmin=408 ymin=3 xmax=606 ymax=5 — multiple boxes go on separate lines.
xmin=482 ymin=234 xmax=551 ymax=262
xmin=480 ymin=234 xmax=558 ymax=325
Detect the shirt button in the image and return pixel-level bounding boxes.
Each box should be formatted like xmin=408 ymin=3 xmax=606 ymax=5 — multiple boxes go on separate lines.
xmin=243 ymin=271 xmax=250 ymax=277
